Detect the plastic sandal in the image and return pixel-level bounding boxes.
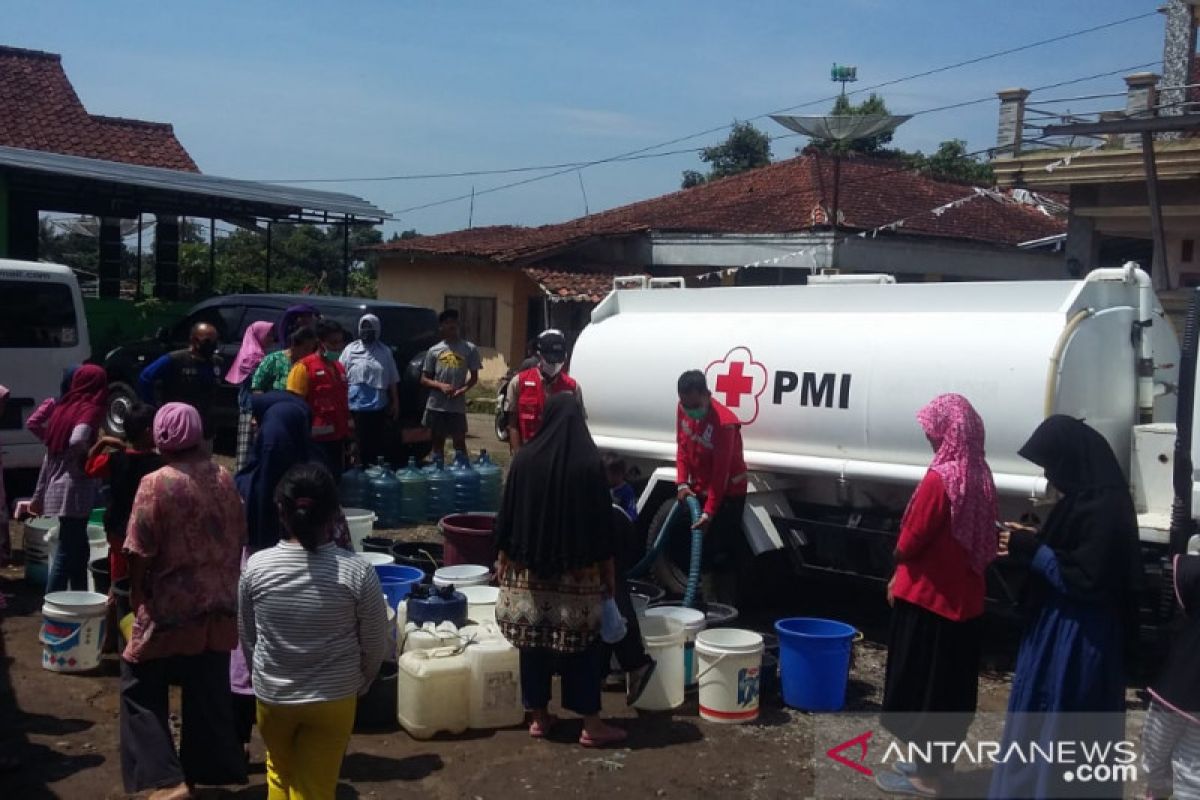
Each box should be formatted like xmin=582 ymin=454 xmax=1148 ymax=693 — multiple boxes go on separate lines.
xmin=529 ymin=714 xmax=557 ymax=739
xmin=579 ymin=726 xmax=628 ymax=748
xmin=875 ymin=769 xmax=937 ymax=797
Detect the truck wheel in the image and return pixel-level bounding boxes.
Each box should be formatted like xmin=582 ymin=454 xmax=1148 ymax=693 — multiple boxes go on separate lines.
xmin=105 ymin=381 xmax=137 ymax=437
xmin=646 ymin=497 xmax=689 ymax=595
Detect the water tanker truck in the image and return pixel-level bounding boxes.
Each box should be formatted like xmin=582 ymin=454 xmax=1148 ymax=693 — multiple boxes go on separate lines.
xmin=570 ymin=264 xmax=1196 ymax=619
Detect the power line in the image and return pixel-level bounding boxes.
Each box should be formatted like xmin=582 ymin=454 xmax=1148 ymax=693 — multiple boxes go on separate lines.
xmin=392 ymin=61 xmax=1160 ymax=217
xmin=263 ymin=10 xmax=1157 ymax=192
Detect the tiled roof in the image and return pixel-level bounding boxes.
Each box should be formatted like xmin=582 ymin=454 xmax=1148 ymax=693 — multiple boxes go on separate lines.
xmin=371 ymin=153 xmax=1066 ymax=263
xmin=0 ymin=45 xmax=197 ymax=171
xmin=523 ymin=266 xmax=632 ymax=303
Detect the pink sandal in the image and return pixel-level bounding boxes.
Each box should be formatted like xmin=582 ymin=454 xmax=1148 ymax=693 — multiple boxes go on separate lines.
xmin=529 ymin=714 xmax=558 ymax=739
xmin=579 ymin=726 xmax=628 ymax=748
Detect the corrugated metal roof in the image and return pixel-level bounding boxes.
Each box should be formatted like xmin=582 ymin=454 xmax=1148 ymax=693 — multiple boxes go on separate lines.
xmin=0 ymin=144 xmax=391 ymax=220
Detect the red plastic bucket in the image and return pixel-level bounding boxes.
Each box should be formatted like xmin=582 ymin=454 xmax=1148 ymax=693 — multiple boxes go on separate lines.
xmin=438 ymin=513 xmax=497 ymax=568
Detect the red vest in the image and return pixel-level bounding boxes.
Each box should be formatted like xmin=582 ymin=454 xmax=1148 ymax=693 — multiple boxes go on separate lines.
xmin=515 ymin=367 xmax=578 ymax=442
xmin=300 ymin=351 xmax=350 ymax=442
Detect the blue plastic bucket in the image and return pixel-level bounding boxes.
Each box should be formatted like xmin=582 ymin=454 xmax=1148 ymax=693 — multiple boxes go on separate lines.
xmin=774 ymin=617 xmax=857 ymax=712
xmin=375 ymin=565 xmax=424 ymax=608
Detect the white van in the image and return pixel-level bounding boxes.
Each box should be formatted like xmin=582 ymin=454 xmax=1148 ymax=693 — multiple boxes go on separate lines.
xmin=0 ymin=260 xmax=91 ymax=474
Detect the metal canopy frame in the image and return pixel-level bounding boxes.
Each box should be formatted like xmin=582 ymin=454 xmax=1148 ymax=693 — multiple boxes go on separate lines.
xmin=0 ymin=144 xmax=391 ymax=225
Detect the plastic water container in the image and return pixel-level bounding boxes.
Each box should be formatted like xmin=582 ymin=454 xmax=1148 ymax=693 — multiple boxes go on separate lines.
xmin=88 ymin=557 xmax=111 ymax=595
xmin=438 ymin=514 xmax=497 ymax=568
xmin=375 ymin=565 xmax=424 ymax=609
xmin=392 ymin=541 xmax=444 ymax=577
xmin=397 ymin=458 xmax=428 ymax=524
xmin=397 ymin=646 xmax=471 ymax=739
xmin=645 ymin=605 xmax=707 ymax=687
xmin=459 ymin=585 xmax=499 ymax=624
xmin=695 ymin=628 xmax=764 ymax=724
xmin=406 ymin=584 xmax=468 ymax=628
xmin=634 ymin=615 xmax=685 ymax=711
xmin=450 ymin=451 xmax=481 ymax=513
xmin=465 ymin=639 xmax=524 ymax=729
xmin=425 ymin=459 xmax=456 ymax=522
xmin=357 ymin=552 xmax=393 ymax=568
xmin=85 ymin=524 xmax=109 ymax=594
xmin=370 ymin=463 xmax=403 ymax=529
xmin=433 ymin=564 xmax=491 ymax=589
xmin=40 ymin=591 xmax=108 ymax=672
xmin=342 ymin=508 xmax=376 ymax=552
xmin=775 ymin=617 xmax=857 ymax=712
xmin=475 ymin=451 xmax=503 ymax=512
xmin=402 ymin=621 xmax=462 ymax=654
xmin=23 ymin=517 xmax=58 ymax=589
xmin=339 ymin=466 xmax=369 ymax=510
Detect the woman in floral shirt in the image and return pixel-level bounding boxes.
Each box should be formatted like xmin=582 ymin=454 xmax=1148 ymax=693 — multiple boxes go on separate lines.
xmin=119 ymin=403 xmax=247 ymax=799
xmin=251 ymin=326 xmax=318 ymax=394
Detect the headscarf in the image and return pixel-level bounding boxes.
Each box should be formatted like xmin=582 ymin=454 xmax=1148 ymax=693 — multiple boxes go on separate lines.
xmin=59 ymin=365 xmax=79 ymax=398
xmin=1150 ymin=554 xmax=1200 ymax=717
xmin=153 ymin=402 xmax=203 ymax=453
xmin=1018 ymin=415 xmax=1143 ymax=606
xmin=276 ymin=303 xmax=319 ymax=348
xmin=236 ymin=391 xmax=321 ymax=551
xmin=44 ymin=364 xmax=107 ymax=454
xmin=341 ymin=314 xmax=392 ymax=390
xmin=225 ymin=321 xmax=275 ymax=385
xmin=906 ymin=393 xmax=998 ymax=575
xmin=495 ymin=393 xmax=613 ymax=577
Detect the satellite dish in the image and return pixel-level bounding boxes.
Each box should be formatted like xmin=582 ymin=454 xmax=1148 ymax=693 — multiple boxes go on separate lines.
xmin=770 ymin=114 xmax=912 ymax=143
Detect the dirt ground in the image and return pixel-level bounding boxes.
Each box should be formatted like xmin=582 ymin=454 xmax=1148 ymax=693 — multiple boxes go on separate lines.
xmin=0 ymin=416 xmax=1146 ymax=799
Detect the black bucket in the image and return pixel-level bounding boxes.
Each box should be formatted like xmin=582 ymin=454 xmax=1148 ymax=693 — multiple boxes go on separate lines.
xmin=391 ymin=541 xmax=444 ymax=581
xmin=89 ymin=557 xmax=111 ymax=596
xmin=354 ymin=661 xmax=399 ymax=731
xmin=362 ymin=536 xmax=394 ymax=555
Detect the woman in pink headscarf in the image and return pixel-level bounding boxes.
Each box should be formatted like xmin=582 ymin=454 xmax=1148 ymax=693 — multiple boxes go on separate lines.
xmin=119 ymin=403 xmax=247 ymax=799
xmin=227 ymin=322 xmax=276 ymax=471
xmin=876 ymin=393 xmax=998 ymax=798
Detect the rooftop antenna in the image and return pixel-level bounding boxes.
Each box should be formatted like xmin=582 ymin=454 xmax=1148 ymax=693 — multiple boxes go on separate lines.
xmin=831 ymin=63 xmax=858 ymax=98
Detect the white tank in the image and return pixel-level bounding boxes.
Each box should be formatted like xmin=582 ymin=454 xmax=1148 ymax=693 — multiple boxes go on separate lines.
xmin=571 ymin=269 xmax=1180 ymax=498
xmin=396 ymin=646 xmax=470 ymax=739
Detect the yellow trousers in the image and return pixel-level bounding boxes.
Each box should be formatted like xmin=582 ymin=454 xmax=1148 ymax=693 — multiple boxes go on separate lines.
xmin=257 ymin=696 xmax=356 ymax=800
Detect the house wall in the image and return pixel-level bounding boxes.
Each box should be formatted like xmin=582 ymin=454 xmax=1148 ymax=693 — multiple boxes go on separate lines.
xmin=377 ymin=256 xmax=539 ymax=383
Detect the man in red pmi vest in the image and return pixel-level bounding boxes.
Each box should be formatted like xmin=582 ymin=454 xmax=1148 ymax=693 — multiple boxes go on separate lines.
xmin=675 ymin=369 xmax=749 ymax=601
xmin=506 ymin=329 xmax=581 ymax=453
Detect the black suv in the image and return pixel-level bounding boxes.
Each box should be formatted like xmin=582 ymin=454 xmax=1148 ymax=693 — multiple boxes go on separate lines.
xmin=102 ymin=294 xmax=438 ymax=455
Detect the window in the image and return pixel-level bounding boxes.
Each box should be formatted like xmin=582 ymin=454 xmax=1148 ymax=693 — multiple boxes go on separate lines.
xmin=444 ymin=296 xmax=496 ymax=348
xmin=0 ymin=280 xmax=78 ymax=348
xmin=170 ymin=305 xmax=243 ymax=344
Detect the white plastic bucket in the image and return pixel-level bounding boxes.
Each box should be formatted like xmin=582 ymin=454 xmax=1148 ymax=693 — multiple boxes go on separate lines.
xmin=695 ymin=628 xmax=764 ymax=723
xmin=634 ymin=615 xmax=685 ymax=711
xmin=631 ymin=594 xmax=650 ymax=617
xmin=23 ymin=517 xmax=58 ymax=588
xmin=459 ymin=585 xmax=499 ymax=624
xmin=433 ymin=564 xmax=491 ymax=589
xmin=343 ymin=508 xmax=376 ymax=552
xmin=40 ymin=591 xmax=108 ymax=672
xmin=357 ymin=552 xmax=393 ymax=568
xmin=645 ymin=606 xmax=707 ymax=687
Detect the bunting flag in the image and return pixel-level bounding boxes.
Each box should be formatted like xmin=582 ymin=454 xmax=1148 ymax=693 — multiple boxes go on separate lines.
xmin=1044 ymin=142 xmax=1104 ymax=173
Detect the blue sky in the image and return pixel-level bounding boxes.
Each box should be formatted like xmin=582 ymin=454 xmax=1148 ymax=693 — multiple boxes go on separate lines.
xmin=7 ymin=1 xmax=1165 ymax=235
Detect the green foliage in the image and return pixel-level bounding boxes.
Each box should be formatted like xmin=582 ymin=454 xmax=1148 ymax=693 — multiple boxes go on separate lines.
xmin=904 ymin=139 xmax=994 ymax=185
xmin=814 ymin=93 xmax=895 ymax=154
xmin=681 ymin=120 xmax=772 ymax=188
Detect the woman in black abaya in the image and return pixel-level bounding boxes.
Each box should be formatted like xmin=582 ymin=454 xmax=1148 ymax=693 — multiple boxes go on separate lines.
xmin=494 ymin=393 xmax=625 ymax=748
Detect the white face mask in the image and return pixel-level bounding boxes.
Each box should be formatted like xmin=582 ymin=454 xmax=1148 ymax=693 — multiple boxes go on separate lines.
xmin=540 ymin=359 xmax=563 ymax=378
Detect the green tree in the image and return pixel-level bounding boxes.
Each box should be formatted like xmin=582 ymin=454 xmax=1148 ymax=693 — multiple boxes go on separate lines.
xmin=811 ymin=93 xmax=895 ymax=154
xmin=681 ymin=120 xmax=772 ymax=188
xmin=906 ymin=139 xmax=994 ymax=184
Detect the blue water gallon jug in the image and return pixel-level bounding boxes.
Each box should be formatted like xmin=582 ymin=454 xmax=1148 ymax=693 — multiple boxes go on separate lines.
xmin=405 ymin=583 xmax=467 ymax=628
xmin=451 ymin=451 xmax=481 ymax=513
xmin=425 ymin=459 xmax=456 ymax=522
xmin=339 ymin=466 xmax=369 ymax=510
xmin=397 ymin=457 xmax=429 ymax=524
xmin=369 ymin=460 xmax=403 ymax=529
xmin=475 ymin=450 xmax=503 ymax=513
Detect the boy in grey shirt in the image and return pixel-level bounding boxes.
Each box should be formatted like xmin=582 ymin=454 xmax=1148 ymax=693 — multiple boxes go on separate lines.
xmin=420 ymin=309 xmax=482 ymax=460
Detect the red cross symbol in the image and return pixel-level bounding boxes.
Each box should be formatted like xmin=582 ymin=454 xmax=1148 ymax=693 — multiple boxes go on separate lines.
xmin=716 ymin=361 xmax=755 ymax=409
